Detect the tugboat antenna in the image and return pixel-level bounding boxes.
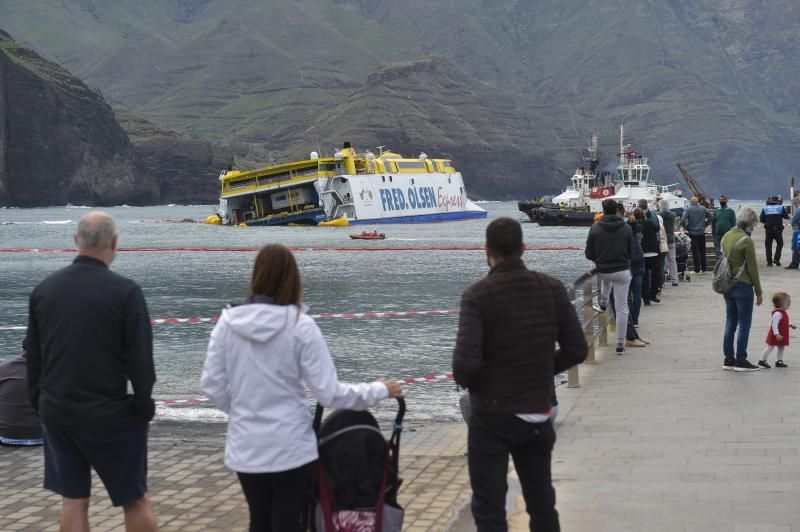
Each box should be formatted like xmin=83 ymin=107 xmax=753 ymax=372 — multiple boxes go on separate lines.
xmin=376 ymin=145 xmax=385 ymax=155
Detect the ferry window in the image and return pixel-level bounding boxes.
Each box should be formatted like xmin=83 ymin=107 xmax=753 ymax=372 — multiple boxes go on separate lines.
xmin=411 ymin=178 xmax=415 ymax=185
xmin=389 ymin=176 xmax=393 ymax=182
xmin=460 ymin=187 xmax=463 ymax=195
xmin=443 ymin=161 xmax=454 ymax=168
xmin=382 ymin=176 xmax=385 ymax=182
xmin=396 ymin=161 xmax=427 ymax=170
xmin=448 ymin=177 xmax=451 ymax=184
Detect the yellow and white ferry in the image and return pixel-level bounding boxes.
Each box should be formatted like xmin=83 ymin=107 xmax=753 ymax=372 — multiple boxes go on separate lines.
xmin=210 ymin=142 xmax=487 ymax=226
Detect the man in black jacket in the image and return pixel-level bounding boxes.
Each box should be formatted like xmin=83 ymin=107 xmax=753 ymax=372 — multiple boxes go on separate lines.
xmin=453 ymin=217 xmax=587 ymax=532
xmin=26 ymin=211 xmax=157 ymax=531
xmin=585 ymin=199 xmax=634 ymax=354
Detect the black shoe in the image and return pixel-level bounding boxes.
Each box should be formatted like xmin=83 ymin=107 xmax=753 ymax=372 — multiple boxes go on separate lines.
xmin=616 ymin=346 xmax=625 ymax=355
xmin=758 ymin=360 xmax=771 ymax=369
xmin=643 ymin=300 xmax=651 ymax=306
xmin=723 ymin=357 xmax=735 ymax=370
xmin=767 ymin=263 xmax=773 ymax=267
xmin=672 ymin=282 xmax=679 ymax=286
xmin=775 ymin=360 xmax=788 ymax=368
xmin=734 ymin=360 xmax=761 ymax=372
xmin=775 ymin=260 xmax=781 ymax=267
xmin=785 ymin=265 xmax=799 ymax=270
xmin=651 ymin=297 xmax=661 ymax=304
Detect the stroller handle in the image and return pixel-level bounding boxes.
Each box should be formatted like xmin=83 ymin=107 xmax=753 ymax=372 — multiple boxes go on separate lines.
xmin=313 ymin=396 xmax=407 ymax=434
xmin=394 ymin=396 xmax=406 ymax=428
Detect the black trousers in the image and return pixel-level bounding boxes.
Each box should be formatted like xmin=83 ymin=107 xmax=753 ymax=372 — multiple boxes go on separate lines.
xmin=468 ymin=412 xmax=559 ymax=532
xmin=765 ymin=228 xmax=784 ymax=264
xmin=642 ymin=256 xmax=662 ymax=301
xmin=237 ymin=462 xmax=312 ymax=532
xmin=689 ymin=234 xmax=707 ymax=272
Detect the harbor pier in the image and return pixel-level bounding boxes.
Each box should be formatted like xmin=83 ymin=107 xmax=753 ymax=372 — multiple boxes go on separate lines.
xmin=1 ymin=235 xmax=799 ymax=531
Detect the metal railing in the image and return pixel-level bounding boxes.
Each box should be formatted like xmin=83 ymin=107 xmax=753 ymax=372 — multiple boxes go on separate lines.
xmin=564 ymin=270 xmax=607 ymax=388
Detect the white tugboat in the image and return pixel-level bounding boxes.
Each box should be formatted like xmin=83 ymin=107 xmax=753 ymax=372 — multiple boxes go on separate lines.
xmin=519 ymin=126 xmax=688 ymax=226
xmin=518 ymin=135 xmax=614 ymax=226
xmin=606 ymin=125 xmax=688 ymax=214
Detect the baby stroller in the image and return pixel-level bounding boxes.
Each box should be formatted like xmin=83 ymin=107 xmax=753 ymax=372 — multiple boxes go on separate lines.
xmin=309 ymin=398 xmax=405 ymax=532
xmin=674 ymin=232 xmax=691 ymax=281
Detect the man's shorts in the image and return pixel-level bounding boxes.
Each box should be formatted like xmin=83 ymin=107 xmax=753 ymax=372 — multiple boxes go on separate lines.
xmin=42 ymin=422 xmax=149 ymax=507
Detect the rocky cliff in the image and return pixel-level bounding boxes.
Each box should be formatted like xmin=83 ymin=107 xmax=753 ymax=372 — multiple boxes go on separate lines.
xmin=0 ymin=31 xmax=232 ymax=207
xmin=0 ymin=30 xmax=157 ymax=206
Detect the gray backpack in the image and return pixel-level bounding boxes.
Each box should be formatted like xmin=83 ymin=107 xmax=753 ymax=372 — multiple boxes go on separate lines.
xmin=712 ymin=233 xmax=748 ymax=294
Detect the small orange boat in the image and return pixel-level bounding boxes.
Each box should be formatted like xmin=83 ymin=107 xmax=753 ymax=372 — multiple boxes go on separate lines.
xmin=350 ymin=230 xmax=386 ymax=240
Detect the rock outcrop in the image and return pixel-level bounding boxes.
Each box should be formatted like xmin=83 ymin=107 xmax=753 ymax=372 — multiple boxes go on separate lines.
xmin=0 ymin=30 xmax=157 ymax=206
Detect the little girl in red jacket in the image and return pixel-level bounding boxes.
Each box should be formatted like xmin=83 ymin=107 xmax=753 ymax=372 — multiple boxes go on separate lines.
xmin=759 ymin=292 xmax=797 ymax=369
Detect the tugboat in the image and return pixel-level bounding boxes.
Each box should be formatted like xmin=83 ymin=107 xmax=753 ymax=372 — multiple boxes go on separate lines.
xmin=518 ymin=136 xmax=611 ymax=227
xmin=519 ymin=127 xmax=688 ymax=226
xmin=606 ymin=125 xmax=688 ymax=215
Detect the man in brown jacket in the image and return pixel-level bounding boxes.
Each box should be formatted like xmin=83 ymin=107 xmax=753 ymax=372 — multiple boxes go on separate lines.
xmin=453 ymin=217 xmax=587 ymax=532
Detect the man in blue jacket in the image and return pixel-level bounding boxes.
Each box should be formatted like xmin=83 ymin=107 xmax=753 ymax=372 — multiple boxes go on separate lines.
xmin=786 ymin=195 xmax=800 ymax=270
xmin=680 ymin=197 xmax=712 ymax=273
xmin=760 ymin=196 xmax=790 ymax=266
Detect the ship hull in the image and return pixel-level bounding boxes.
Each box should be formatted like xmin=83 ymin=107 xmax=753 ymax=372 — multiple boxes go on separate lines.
xmin=519 ymin=204 xmax=595 ymax=227
xmin=318 ymin=172 xmax=487 ymax=224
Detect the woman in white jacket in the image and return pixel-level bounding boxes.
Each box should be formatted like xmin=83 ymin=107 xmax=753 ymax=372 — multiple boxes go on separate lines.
xmin=201 ymin=244 xmax=402 ymax=531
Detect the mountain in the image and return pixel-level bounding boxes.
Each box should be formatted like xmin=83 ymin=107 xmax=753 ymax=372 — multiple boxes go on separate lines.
xmin=0 ymin=29 xmax=156 ymax=206
xmin=1 ymin=0 xmax=799 ymax=199
xmin=285 ymin=58 xmax=583 ymax=198
xmin=0 ymin=30 xmax=231 ymax=206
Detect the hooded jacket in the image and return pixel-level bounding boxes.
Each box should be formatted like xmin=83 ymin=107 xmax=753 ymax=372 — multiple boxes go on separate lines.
xmin=201 ymin=302 xmax=388 ymax=473
xmin=585 ymin=215 xmax=634 ymax=273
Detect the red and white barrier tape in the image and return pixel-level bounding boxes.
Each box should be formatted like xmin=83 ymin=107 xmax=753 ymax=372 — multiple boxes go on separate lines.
xmin=156 ymin=372 xmax=455 ymax=407
xmin=0 ymin=309 xmax=459 ymax=332
xmin=0 ymin=246 xmax=580 ymax=253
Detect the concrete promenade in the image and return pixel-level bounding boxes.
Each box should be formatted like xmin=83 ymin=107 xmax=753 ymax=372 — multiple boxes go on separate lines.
xmin=2 ymin=241 xmax=799 ymax=530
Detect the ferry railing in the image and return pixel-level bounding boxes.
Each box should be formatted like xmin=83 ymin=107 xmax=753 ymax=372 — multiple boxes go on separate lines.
xmin=564 ymin=269 xmax=608 ymax=388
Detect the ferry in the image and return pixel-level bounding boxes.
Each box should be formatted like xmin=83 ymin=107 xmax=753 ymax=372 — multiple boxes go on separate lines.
xmin=209 ymin=142 xmax=487 ymax=226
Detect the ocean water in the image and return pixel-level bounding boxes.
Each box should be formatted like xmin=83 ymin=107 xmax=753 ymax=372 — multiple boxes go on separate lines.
xmin=0 ymin=202 xmax=592 ymax=425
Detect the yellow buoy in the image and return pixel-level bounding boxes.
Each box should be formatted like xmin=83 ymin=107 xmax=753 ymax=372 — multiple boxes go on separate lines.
xmin=238 ymin=222 xmax=247 ymax=228
xmin=319 ymin=217 xmax=349 ymax=227
xmin=204 ymin=214 xmax=222 ymax=225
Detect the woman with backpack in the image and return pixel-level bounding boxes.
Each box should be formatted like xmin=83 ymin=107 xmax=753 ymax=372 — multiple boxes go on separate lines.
xmin=719 ymin=207 xmax=763 ymax=372
xmin=201 ymin=244 xmax=403 ymax=531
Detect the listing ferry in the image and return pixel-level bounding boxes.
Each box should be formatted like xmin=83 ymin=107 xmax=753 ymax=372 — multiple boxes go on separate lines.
xmin=210 ymin=142 xmax=487 ymax=226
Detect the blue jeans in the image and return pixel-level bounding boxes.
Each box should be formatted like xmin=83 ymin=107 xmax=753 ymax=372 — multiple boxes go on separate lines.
xmin=789 ymin=230 xmax=800 ymax=267
xmin=713 ymin=234 xmax=723 ymax=258
xmin=629 ymin=262 xmax=644 ymax=325
xmin=723 ymin=281 xmax=754 ymax=360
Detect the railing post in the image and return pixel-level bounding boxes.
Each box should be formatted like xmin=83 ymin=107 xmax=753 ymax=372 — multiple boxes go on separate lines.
xmin=567 ymin=365 xmax=580 ymax=388
xmin=582 ymin=281 xmax=596 ymax=365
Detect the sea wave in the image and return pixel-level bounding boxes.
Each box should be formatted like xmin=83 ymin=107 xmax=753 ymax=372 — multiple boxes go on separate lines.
xmin=155 ymin=405 xmax=228 ymax=421
xmin=41 ymin=220 xmax=74 ymax=225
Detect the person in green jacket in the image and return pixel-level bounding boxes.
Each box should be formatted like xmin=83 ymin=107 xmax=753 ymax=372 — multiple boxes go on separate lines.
xmin=721 ymin=206 xmax=763 ymax=372
xmin=712 ymin=194 xmax=736 ymax=257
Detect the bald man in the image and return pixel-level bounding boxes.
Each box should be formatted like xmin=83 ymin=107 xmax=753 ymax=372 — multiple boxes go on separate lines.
xmin=25 ymin=211 xmax=157 ymax=532
xmin=681 ymin=197 xmax=712 ymax=273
